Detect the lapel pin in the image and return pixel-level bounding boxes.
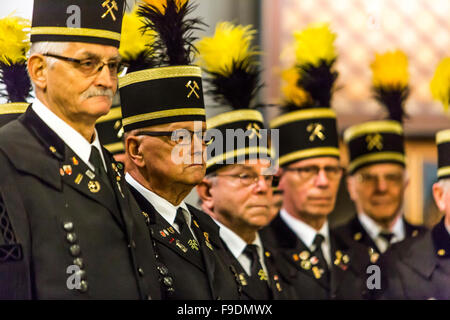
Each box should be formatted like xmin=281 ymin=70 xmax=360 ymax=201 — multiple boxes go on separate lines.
xmin=312 ymin=266 xmax=321 ymax=279
xmin=193 ymin=220 xmax=200 ymax=228
xmin=310 ymin=256 xmax=319 ymax=265
xmin=49 ymin=146 xmax=57 ymax=153
xmin=176 ymin=240 xmax=188 ymax=253
xmin=72 ymin=157 xmax=79 ymax=166
xmin=63 ymin=165 xmax=72 ymax=176
xmin=301 ymin=260 xmax=312 ymax=270
xmin=87 ymin=180 xmax=101 ymax=193
xmin=74 ymin=173 xmax=83 ymax=185
xmin=168 ymin=227 xmax=175 ymax=234
xmin=239 ymin=274 xmax=247 ymax=286
xmin=60 ymin=168 xmax=65 ymax=176
xmin=299 ymin=251 xmax=310 ymax=260
xmin=86 ymin=170 xmax=95 ymax=180
xmin=354 ymin=232 xmax=362 ymax=241
xmin=437 ymin=249 xmax=446 ymax=256
xmin=292 ymin=254 xmax=299 ymax=261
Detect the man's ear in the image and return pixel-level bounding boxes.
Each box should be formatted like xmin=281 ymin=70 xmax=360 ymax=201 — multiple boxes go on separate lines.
xmin=126 ymin=135 xmax=145 ymax=168
xmin=432 ymin=182 xmax=446 ymax=212
xmin=27 ymin=54 xmax=48 ymax=90
xmin=196 ymin=179 xmax=215 ymax=211
xmin=346 ymin=175 xmax=358 ymax=201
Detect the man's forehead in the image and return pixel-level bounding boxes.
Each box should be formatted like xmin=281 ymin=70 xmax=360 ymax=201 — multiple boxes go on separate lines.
xmin=65 ymin=42 xmax=120 ymax=59
xmin=358 ymin=163 xmax=405 ymax=175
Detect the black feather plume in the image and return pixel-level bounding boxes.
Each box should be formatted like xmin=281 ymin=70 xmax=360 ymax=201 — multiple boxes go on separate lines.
xmin=204 ymin=59 xmax=263 ymax=110
xmin=0 ymin=61 xmax=32 ymax=103
xmin=373 ymin=85 xmax=409 ymax=123
xmin=137 ymin=0 xmax=206 ymax=66
xmin=296 ymin=58 xmax=338 ymax=108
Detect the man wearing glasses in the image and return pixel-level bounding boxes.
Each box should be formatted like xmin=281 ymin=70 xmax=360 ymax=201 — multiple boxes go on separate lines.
xmin=335 ymin=120 xmax=426 ymax=260
xmin=0 ymin=0 xmax=161 ymax=299
xmin=262 ymin=106 xmax=371 ymax=300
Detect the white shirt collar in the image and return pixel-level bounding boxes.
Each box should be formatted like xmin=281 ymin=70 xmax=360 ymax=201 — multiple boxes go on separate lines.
xmin=125 ymin=172 xmax=190 ymax=229
xmin=358 ymin=212 xmax=405 ymax=242
xmin=215 ymin=221 xmax=264 ymax=259
xmin=280 ymin=208 xmax=329 ymax=249
xmin=31 ymin=98 xmax=106 ymax=171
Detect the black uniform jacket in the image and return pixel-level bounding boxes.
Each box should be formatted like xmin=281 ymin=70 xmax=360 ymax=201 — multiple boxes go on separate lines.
xmin=334 ymin=215 xmax=427 ymax=255
xmin=0 ymin=107 xmax=161 ymax=299
xmin=221 ymin=233 xmax=299 ymax=300
xmin=261 ymin=214 xmax=372 ymax=300
xmin=129 ymin=185 xmax=242 ymax=300
xmin=378 ymin=217 xmax=450 ymax=300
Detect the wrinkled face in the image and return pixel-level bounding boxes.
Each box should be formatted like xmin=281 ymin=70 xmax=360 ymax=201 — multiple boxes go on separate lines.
xmin=137 ymin=121 xmax=206 ymax=186
xmin=209 ymin=160 xmax=274 ymax=231
xmin=45 ymin=42 xmax=119 ymax=122
xmin=348 ymin=163 xmax=407 ymax=224
xmin=280 ymin=157 xmax=342 ymax=220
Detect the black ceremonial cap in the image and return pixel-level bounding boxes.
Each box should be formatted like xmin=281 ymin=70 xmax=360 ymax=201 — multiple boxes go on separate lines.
xmin=344 ymin=120 xmax=405 ymax=174
xmin=0 ymin=103 xmax=29 ymax=128
xmin=119 ymin=66 xmax=205 ymax=132
xmin=30 ymin=0 xmax=125 ymax=48
xmin=95 ymin=106 xmax=124 ymax=154
xmin=206 ymin=110 xmax=272 ymax=175
xmin=436 ymin=129 xmax=450 ymax=180
xmin=270 ymin=108 xmax=340 ymax=168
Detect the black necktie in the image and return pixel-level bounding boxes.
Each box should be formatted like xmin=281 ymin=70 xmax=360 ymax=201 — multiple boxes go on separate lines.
xmin=243 ymin=244 xmax=271 ymax=299
xmin=312 ymin=234 xmax=330 ymax=283
xmin=175 ymin=207 xmax=188 ymax=234
xmin=89 ymin=146 xmax=108 ymax=182
xmin=174 ymin=208 xmax=201 ymax=257
xmin=379 ymin=231 xmax=395 ymax=245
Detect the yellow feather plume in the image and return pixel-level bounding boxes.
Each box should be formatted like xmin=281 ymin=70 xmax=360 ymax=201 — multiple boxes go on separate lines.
xmin=196 ymin=22 xmax=258 ymax=77
xmin=281 ymin=67 xmax=310 ymax=106
xmin=430 ymin=57 xmax=450 ymax=112
xmin=119 ymin=7 xmax=155 ymax=61
xmin=371 ymin=50 xmax=409 ymax=88
xmin=0 ymin=14 xmax=30 ymax=65
xmin=141 ymin=0 xmax=188 ymax=14
xmin=294 ymin=22 xmax=337 ymax=67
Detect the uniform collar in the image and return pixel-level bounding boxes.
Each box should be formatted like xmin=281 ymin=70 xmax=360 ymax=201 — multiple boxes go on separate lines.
xmin=31 ymin=98 xmax=106 ymax=171
xmin=125 ymin=173 xmax=190 ymax=229
xmin=358 ymin=212 xmax=405 ymax=242
xmin=279 ymin=208 xmax=329 ymax=250
xmin=215 ymin=221 xmax=264 ymax=260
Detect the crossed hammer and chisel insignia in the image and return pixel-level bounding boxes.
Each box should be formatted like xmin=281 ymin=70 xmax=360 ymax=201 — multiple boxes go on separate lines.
xmin=366 ymin=133 xmax=383 ymax=151
xmin=101 ymin=0 xmax=118 ymax=21
xmin=307 ymin=123 xmax=326 ymax=142
xmin=186 ymin=80 xmax=200 ymax=99
xmin=246 ymin=123 xmax=262 ymax=139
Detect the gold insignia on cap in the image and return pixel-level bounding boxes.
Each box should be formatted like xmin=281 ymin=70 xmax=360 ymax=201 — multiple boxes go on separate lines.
xmin=246 ymin=122 xmax=262 ymax=139
xmin=101 ymin=0 xmax=118 ymax=21
xmin=88 ymin=180 xmax=101 ymax=193
xmin=354 ymin=232 xmax=363 ymax=241
xmin=366 ymin=133 xmax=383 ymax=151
xmin=186 ymin=80 xmax=200 ymax=99
xmin=437 ymin=249 xmax=446 ymax=256
xmin=307 ymin=123 xmax=326 ymax=142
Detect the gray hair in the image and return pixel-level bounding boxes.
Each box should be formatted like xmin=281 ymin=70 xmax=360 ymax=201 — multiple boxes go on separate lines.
xmin=29 ymin=41 xmax=69 ymax=68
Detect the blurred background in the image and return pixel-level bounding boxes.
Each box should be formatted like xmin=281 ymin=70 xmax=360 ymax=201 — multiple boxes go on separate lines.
xmin=1 ymin=0 xmax=448 ymax=227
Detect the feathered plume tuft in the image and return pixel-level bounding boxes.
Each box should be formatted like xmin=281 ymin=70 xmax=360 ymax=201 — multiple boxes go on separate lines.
xmin=119 ymin=7 xmax=157 ymax=72
xmin=292 ymin=22 xmax=338 ymax=108
xmin=370 ymin=50 xmax=410 ymax=123
xmin=0 ymin=14 xmax=32 ymax=103
xmin=280 ymin=67 xmax=312 ymax=111
xmin=430 ymin=57 xmax=450 ymax=112
xmin=137 ymin=0 xmax=206 ymax=66
xmin=196 ymin=22 xmax=262 ymax=109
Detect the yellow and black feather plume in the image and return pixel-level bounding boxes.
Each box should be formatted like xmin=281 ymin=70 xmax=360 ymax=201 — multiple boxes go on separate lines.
xmin=137 ymin=0 xmax=206 ymax=66
xmin=196 ymin=22 xmax=262 ymax=109
xmin=0 ymin=14 xmax=32 ymax=103
xmin=430 ymin=57 xmax=450 ymax=113
xmin=119 ymin=7 xmax=157 ymax=73
xmin=370 ymin=50 xmax=410 ymax=123
xmin=292 ymin=22 xmax=338 ymax=109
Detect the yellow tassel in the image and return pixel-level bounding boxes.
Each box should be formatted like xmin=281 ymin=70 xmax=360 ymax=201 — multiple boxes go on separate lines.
xmin=0 ymin=14 xmax=30 ymax=65
xmin=119 ymin=7 xmax=155 ymax=61
xmin=196 ymin=22 xmax=258 ymax=77
xmin=430 ymin=57 xmax=450 ymax=112
xmin=141 ymin=0 xmax=188 ymax=14
xmin=281 ymin=67 xmax=310 ymax=106
xmin=371 ymin=50 xmax=409 ymax=88
xmin=294 ymin=22 xmax=337 ymax=67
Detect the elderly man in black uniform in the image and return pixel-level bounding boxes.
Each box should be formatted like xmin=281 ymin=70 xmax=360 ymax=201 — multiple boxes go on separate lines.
xmin=0 ymin=0 xmax=161 ymax=299
xmin=379 ymin=129 xmax=450 ymax=300
xmin=118 ymin=0 xmax=241 ymax=300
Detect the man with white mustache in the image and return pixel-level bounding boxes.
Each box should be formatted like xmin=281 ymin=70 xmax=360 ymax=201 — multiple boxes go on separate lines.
xmin=0 ymin=0 xmax=160 ymax=299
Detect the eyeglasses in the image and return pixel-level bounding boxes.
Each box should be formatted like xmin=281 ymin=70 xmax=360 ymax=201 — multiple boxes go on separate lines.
xmin=136 ymin=129 xmax=212 ymax=146
xmin=42 ymin=53 xmax=126 ymax=77
xmin=356 ymin=173 xmax=404 ymax=186
xmin=216 ymin=172 xmax=274 ymax=187
xmin=284 ymin=165 xmax=343 ymax=181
